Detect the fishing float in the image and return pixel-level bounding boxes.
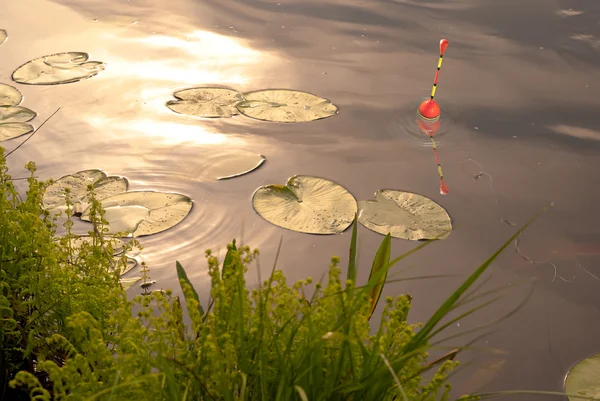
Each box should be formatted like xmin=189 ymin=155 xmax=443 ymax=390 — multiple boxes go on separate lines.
xmin=418 ymin=39 xmax=449 ymax=120
xmin=416 ymin=117 xmax=449 ymax=195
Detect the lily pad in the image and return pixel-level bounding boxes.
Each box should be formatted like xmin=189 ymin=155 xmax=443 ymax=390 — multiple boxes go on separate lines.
xmin=358 ymin=189 xmax=452 ymax=240
xmin=0 ymin=106 xmax=36 ymax=123
xmin=63 ymin=235 xmax=136 ymax=275
xmin=12 ymin=52 xmax=105 ymax=85
xmin=166 ymin=87 xmax=243 ymax=118
xmin=0 ymin=30 xmax=6 ymax=45
xmin=143 ymin=148 xmax=265 ymax=181
xmin=0 ymin=83 xmax=23 ymax=106
xmin=0 ymin=105 xmax=36 ymax=142
xmin=252 ymin=175 xmax=357 ymax=234
xmin=565 ymin=354 xmax=600 ymax=401
xmin=188 ymin=148 xmax=266 ymax=180
xmin=42 ymin=170 xmax=129 ymax=214
xmin=68 ymin=235 xmax=127 ymax=256
xmin=80 ymin=191 xmax=193 ymax=237
xmin=236 ymin=89 xmax=338 ymax=123
xmin=0 ymin=123 xmax=34 ymax=141
xmin=120 ymin=277 xmax=142 ymax=290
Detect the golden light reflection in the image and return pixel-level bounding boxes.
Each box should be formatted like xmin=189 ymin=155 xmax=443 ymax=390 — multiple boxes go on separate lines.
xmin=81 ymin=28 xmax=280 ymax=147
xmin=86 ymin=115 xmax=238 ymax=146
xmin=103 ymin=29 xmax=266 ymax=86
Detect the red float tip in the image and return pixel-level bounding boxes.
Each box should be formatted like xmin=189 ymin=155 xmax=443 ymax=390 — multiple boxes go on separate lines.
xmin=418 ymin=99 xmax=440 ymax=120
xmin=440 ymin=39 xmax=449 ymax=55
xmin=440 ymin=179 xmax=450 ymax=195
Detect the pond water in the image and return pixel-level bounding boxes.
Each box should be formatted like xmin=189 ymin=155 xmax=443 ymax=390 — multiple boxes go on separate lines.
xmin=2 ymin=0 xmax=600 ymax=398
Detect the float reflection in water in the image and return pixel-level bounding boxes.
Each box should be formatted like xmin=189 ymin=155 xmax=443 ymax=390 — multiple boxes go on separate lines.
xmin=416 ymin=115 xmax=449 ymax=195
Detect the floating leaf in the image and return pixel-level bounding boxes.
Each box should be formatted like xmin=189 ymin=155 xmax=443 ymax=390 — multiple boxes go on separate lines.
xmin=252 ymin=175 xmax=357 ymax=234
xmin=42 ymin=170 xmax=129 ymax=214
xmin=358 ymin=189 xmax=452 ymax=240
xmin=120 ymin=277 xmax=142 ymax=290
xmin=236 ymin=89 xmax=338 ymax=123
xmin=12 ymin=52 xmax=105 ymax=85
xmin=166 ymin=87 xmax=243 ymax=118
xmin=0 ymin=83 xmax=23 ymax=106
xmin=565 ymin=354 xmax=600 ymax=401
xmin=67 ymin=235 xmax=127 ymax=256
xmin=194 ymin=149 xmax=265 ymax=180
xmin=80 ymin=191 xmax=193 ymax=237
xmin=0 ymin=106 xmax=36 ymax=123
xmin=0 ymin=30 xmax=6 ymax=45
xmin=143 ymin=148 xmax=266 ymax=181
xmin=0 ymin=122 xmax=34 ymax=142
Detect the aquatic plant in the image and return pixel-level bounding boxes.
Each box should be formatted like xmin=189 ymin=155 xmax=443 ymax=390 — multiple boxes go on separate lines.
xmin=0 ymin=147 xmax=132 ymax=400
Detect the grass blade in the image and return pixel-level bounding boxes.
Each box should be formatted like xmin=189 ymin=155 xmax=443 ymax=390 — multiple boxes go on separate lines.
xmin=176 ymin=260 xmax=205 ymax=317
xmin=402 ymin=204 xmax=550 ymax=355
xmin=367 ymin=234 xmax=391 ymax=319
xmin=347 ymin=213 xmax=358 ymax=285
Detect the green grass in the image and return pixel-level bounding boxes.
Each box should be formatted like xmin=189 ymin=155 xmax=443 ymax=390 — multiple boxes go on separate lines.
xmin=2 ymin=146 xmax=590 ymax=401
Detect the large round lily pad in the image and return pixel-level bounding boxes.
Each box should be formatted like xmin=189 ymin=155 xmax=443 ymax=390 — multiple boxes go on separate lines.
xmin=166 ymin=87 xmax=243 ymax=118
xmin=0 ymin=105 xmax=36 ymax=142
xmin=252 ymin=175 xmax=357 ymax=234
xmin=0 ymin=30 xmax=6 ymax=46
xmin=42 ymin=170 xmax=129 ymax=214
xmin=358 ymin=189 xmax=452 ymax=240
xmin=0 ymin=83 xmax=23 ymax=106
xmin=12 ymin=52 xmax=105 ymax=85
xmin=80 ymin=191 xmax=193 ymax=237
xmin=565 ymin=354 xmax=600 ymax=401
xmin=236 ymin=89 xmax=339 ymax=123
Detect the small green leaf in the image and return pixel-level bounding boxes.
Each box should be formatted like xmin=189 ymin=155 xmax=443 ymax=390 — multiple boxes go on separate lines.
xmin=176 ymin=261 xmax=205 ymax=317
xmin=367 ymin=233 xmax=391 ymax=319
xmin=222 ymin=239 xmax=238 ymax=279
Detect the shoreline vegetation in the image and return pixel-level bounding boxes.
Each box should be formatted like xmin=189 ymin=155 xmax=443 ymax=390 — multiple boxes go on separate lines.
xmin=0 ymin=148 xmax=584 ymax=400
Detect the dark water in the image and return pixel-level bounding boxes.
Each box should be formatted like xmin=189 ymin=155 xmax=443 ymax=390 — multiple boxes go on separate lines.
xmin=2 ymin=0 xmax=600 ymax=398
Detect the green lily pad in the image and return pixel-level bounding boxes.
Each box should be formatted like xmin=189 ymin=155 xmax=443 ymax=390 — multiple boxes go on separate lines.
xmin=236 ymin=89 xmax=338 ymax=123
xmin=358 ymin=189 xmax=452 ymax=240
xmin=0 ymin=106 xmax=36 ymax=123
xmin=166 ymin=87 xmax=243 ymax=118
xmin=565 ymin=354 xmax=600 ymax=401
xmin=143 ymin=148 xmax=266 ymax=181
xmin=0 ymin=83 xmax=23 ymax=106
xmin=0 ymin=123 xmax=34 ymax=142
xmin=42 ymin=170 xmax=129 ymax=214
xmin=189 ymin=148 xmax=266 ymax=180
xmin=12 ymin=52 xmax=105 ymax=85
xmin=252 ymin=175 xmax=357 ymax=234
xmin=80 ymin=191 xmax=193 ymax=237
xmin=120 ymin=277 xmax=142 ymax=290
xmin=63 ymin=235 xmax=136 ymax=275
xmin=68 ymin=235 xmax=127 ymax=256
xmin=0 ymin=30 xmax=6 ymax=46
xmin=0 ymin=105 xmax=36 ymax=141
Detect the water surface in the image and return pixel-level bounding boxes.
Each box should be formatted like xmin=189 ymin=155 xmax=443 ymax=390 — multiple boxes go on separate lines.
xmin=2 ymin=0 xmax=600 ymax=397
